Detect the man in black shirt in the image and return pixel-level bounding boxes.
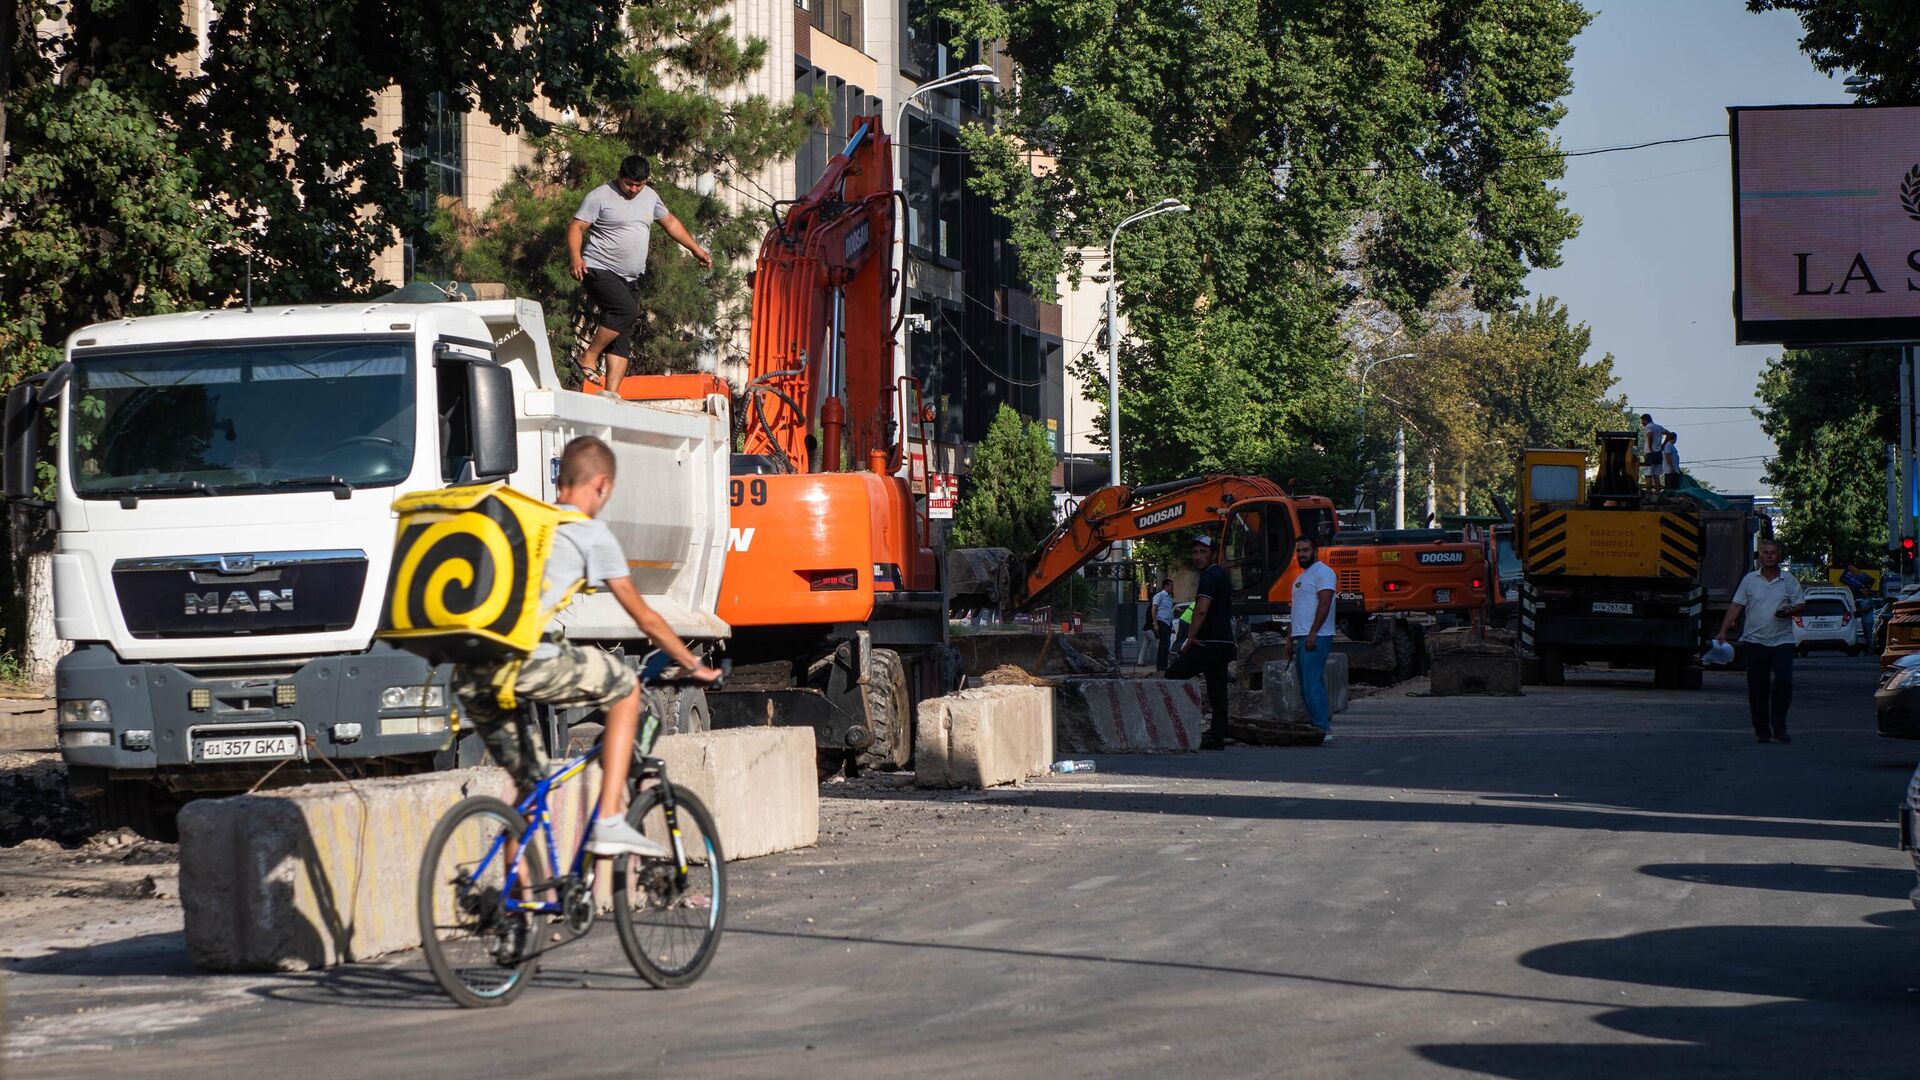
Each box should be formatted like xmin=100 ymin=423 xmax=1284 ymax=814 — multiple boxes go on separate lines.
xmin=1166 ymin=534 xmax=1235 ymax=749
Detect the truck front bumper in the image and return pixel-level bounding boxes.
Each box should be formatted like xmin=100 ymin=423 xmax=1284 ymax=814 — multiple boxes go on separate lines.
xmin=55 ymin=642 xmax=457 ymax=775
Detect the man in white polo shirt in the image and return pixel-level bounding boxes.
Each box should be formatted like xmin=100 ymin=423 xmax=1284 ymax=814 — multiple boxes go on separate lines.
xmin=1283 ymin=535 xmax=1338 ymax=740
xmin=1714 ymin=537 xmax=1806 ymax=743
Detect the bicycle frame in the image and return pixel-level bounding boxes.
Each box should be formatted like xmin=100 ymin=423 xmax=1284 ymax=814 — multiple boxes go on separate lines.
xmin=464 ymin=741 xmax=693 ymax=918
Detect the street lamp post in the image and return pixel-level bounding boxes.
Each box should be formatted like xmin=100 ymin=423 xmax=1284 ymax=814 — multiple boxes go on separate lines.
xmin=1106 ymin=198 xmax=1191 ymax=492
xmin=1352 ymin=351 xmax=1418 ymax=513
xmin=893 ymin=64 xmax=998 ymax=388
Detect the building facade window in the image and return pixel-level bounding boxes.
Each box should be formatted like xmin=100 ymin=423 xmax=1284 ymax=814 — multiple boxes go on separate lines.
xmin=906 ymin=116 xmax=961 ymax=265
xmin=401 ymin=91 xmax=464 ymax=280
xmin=800 ymin=0 xmax=862 ymax=50
xmin=795 ymin=65 xmax=881 ymax=193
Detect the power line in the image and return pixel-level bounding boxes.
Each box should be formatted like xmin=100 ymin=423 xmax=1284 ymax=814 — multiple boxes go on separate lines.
xmin=915 ymin=131 xmax=1729 ymax=179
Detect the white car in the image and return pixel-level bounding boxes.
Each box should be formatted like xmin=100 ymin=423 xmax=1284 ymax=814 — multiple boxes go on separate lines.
xmin=1793 ymin=589 xmax=1862 ymax=656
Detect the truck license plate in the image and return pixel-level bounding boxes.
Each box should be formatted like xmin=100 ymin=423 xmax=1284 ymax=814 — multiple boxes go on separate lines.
xmin=197 ymin=734 xmax=299 ymax=761
xmin=1435 ymin=589 xmax=1452 ymax=603
xmin=1592 ymin=601 xmax=1634 ymax=615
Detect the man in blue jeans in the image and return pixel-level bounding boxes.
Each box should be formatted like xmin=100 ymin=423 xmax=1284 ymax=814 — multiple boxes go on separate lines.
xmin=1284 ymin=536 xmax=1338 ymax=740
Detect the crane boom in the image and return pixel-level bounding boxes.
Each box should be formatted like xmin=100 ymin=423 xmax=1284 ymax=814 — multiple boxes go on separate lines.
xmin=741 ymin=117 xmax=898 ymax=474
xmin=1018 ymin=475 xmax=1296 ymax=607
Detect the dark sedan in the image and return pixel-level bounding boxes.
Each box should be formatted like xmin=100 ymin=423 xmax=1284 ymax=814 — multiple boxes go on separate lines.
xmin=1875 ymin=653 xmax=1920 ymax=739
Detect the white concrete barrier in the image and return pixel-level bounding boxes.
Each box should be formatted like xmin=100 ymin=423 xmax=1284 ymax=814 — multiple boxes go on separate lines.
xmin=916 ymin=686 xmax=1054 ymax=788
xmin=1053 ymin=679 xmax=1205 ymax=753
xmin=179 ymin=727 xmax=817 ymax=972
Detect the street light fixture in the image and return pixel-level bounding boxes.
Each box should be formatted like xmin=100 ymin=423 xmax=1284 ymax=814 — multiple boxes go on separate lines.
xmin=1107 ymin=197 xmax=1192 ymax=492
xmin=893 ymin=63 xmax=1001 ymax=358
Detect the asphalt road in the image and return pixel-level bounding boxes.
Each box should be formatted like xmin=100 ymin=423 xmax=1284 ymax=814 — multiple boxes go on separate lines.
xmin=6 ymin=655 xmax=1917 ymax=1078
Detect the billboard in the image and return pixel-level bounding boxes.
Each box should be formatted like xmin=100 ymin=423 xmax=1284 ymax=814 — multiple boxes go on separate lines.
xmin=1730 ymin=104 xmax=1920 ymax=345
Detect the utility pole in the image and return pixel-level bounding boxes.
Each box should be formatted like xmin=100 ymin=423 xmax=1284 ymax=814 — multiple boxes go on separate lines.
xmin=1393 ymin=427 xmax=1406 ymax=530
xmin=1458 ymin=462 xmax=1468 ymax=516
xmin=1424 ymin=458 xmax=1436 ymax=527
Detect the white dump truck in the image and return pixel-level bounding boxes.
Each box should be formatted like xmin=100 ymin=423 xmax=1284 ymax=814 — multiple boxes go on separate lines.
xmin=1 ymin=298 xmax=731 ymax=832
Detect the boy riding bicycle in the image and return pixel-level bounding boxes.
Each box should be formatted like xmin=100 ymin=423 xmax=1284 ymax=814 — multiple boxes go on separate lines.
xmin=451 ymin=435 xmax=722 ymax=859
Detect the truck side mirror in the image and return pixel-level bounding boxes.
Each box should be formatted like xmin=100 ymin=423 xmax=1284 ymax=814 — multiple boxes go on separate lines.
xmin=3 ymin=380 xmax=42 ymax=502
xmin=466 ymin=361 xmax=517 ymax=480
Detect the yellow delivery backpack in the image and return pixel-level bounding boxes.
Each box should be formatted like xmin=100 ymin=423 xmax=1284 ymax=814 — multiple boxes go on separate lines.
xmin=378 ymin=483 xmax=589 ymax=680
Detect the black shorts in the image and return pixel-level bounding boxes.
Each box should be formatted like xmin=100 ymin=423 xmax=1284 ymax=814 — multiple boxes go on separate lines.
xmin=583 ymin=268 xmax=641 ymax=358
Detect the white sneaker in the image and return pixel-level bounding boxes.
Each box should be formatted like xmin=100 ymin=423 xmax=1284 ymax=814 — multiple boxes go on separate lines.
xmin=585 ymin=816 xmax=671 ymax=859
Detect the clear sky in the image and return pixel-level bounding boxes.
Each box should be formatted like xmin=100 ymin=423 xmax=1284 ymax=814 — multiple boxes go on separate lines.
xmin=1526 ymin=0 xmax=1846 ymax=495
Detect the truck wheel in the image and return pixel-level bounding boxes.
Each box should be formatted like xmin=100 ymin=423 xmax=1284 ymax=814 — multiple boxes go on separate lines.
xmin=75 ymin=777 xmax=179 ymax=842
xmin=667 ymin=688 xmax=710 ymax=736
xmin=1538 ymin=646 xmax=1565 ymax=687
xmin=855 ymin=648 xmax=913 ymax=772
xmin=1391 ymin=621 xmax=1416 ymax=682
xmin=1681 ymin=661 xmax=1704 ymax=690
xmin=1653 ymin=655 xmax=1679 ymax=689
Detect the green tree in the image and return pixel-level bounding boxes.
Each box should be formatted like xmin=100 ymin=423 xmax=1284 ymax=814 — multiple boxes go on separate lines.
xmin=434 ymin=0 xmax=823 ymax=374
xmin=943 ymin=0 xmax=1590 ymax=488
xmin=1749 ymin=1 xmax=1920 ymax=104
xmin=1754 ymin=347 xmax=1899 ymax=566
xmin=952 ymin=404 xmax=1057 ymax=553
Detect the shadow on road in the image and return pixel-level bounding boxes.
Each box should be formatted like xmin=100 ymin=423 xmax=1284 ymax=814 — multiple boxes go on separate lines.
xmin=2 ymin=931 xmax=196 ymax=979
xmin=252 ymin=956 xmax=654 ymax=1010
xmin=1418 ymin=912 xmax=1920 ymax=1079
xmin=982 ymin=788 xmax=1894 ymax=848
xmin=1639 ymin=862 xmax=1916 ymax=901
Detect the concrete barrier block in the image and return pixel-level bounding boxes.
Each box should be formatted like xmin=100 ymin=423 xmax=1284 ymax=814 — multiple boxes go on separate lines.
xmin=916 ymin=686 xmax=1054 ymax=788
xmin=652 ymin=726 xmax=819 ymax=860
xmin=179 ymin=767 xmax=512 ymax=972
xmin=1429 ymin=652 xmax=1523 ymax=696
xmin=1329 ymin=652 xmax=1351 ymax=714
xmin=179 ymin=728 xmax=818 ymax=972
xmin=1053 ymin=679 xmax=1204 ymax=753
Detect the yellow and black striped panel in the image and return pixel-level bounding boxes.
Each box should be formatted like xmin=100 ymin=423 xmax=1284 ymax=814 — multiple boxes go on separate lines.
xmin=1527 ymin=507 xmax=1569 ymax=575
xmin=1657 ymin=510 xmax=1704 ymax=579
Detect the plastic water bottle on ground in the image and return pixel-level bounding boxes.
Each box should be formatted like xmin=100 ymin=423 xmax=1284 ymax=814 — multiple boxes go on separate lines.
xmin=1050 ymin=759 xmax=1096 ymax=774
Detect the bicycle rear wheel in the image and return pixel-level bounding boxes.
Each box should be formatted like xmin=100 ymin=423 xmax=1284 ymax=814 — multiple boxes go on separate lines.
xmin=613 ymin=786 xmax=726 ymax=988
xmin=416 ymin=795 xmax=546 ymax=1008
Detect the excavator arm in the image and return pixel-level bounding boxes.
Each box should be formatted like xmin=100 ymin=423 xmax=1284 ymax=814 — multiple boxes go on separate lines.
xmin=1016 ymin=474 xmax=1291 ymax=607
xmin=741 ymin=116 xmax=898 ymax=475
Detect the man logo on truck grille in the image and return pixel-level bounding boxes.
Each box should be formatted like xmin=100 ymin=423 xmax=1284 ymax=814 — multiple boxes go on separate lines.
xmin=1134 ymin=504 xmax=1186 ymax=530
xmin=186 ymin=589 xmax=293 ymax=615
xmin=1417 ymin=551 xmax=1465 ymax=565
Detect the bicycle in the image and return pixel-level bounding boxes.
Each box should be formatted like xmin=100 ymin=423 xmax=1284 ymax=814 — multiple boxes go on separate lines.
xmin=416 ymin=652 xmax=728 ymax=1008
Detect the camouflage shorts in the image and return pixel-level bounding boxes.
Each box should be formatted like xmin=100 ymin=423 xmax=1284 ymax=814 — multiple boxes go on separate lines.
xmin=452 ymin=640 xmax=636 ymax=791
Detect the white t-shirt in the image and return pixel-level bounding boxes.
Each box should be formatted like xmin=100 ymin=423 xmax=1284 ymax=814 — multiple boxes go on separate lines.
xmin=1731 ymin=569 xmax=1804 ymax=647
xmin=1290 ymin=561 xmax=1338 ymax=638
xmin=574 ymin=182 xmax=670 ymax=279
xmin=1152 ymin=589 xmax=1175 ymax=626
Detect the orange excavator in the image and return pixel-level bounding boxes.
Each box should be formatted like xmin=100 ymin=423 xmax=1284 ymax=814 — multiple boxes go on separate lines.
xmin=1003 ymin=474 xmax=1489 ymax=676
xmin=631 ymin=116 xmax=944 ymax=775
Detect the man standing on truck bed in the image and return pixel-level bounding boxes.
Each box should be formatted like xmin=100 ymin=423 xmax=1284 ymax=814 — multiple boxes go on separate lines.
xmin=1714 ymin=537 xmax=1806 ymax=743
xmin=568 ymin=155 xmax=712 ymax=399
xmin=1167 ymin=536 xmax=1234 ymax=750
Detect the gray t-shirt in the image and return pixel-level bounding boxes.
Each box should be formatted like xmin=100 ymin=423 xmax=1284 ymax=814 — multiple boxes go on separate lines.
xmin=574 ymin=182 xmax=669 ymax=279
xmin=537 ymin=509 xmax=629 ymax=655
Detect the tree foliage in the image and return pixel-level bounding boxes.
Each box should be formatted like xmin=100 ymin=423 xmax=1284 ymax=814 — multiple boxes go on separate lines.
xmin=952 ymin=404 xmax=1058 ymax=553
xmin=1750 ymin=1 xmax=1920 ymax=105
xmin=942 ymin=0 xmax=1590 ymax=488
xmin=1754 ymin=347 xmax=1898 ymax=566
xmin=1367 ymin=297 xmax=1631 ymax=516
xmin=435 ymin=0 xmax=823 ymax=374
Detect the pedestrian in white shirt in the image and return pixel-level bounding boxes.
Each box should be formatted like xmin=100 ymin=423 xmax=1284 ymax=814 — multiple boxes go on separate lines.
xmin=1714 ymin=538 xmax=1806 ymax=742
xmin=1150 ymin=579 xmax=1176 ymax=672
xmin=1638 ymin=413 xmax=1670 ymax=494
xmin=1282 ymin=537 xmax=1338 ymax=740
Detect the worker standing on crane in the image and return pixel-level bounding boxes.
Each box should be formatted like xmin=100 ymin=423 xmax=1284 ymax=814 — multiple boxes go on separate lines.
xmin=568 ymin=155 xmax=712 ymax=399
xmin=1166 ymin=535 xmax=1234 ymax=750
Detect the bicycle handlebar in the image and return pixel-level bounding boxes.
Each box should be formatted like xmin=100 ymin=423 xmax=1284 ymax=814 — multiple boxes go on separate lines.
xmin=638 ymin=651 xmax=729 ymax=689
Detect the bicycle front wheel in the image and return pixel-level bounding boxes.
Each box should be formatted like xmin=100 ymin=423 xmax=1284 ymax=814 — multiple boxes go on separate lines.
xmin=614 ymin=786 xmax=726 ymax=988
xmin=416 ymin=795 xmax=546 ymax=1008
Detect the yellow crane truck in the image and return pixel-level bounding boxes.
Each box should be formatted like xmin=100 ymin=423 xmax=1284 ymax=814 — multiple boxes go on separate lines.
xmin=1516 ymin=431 xmax=1707 ymax=689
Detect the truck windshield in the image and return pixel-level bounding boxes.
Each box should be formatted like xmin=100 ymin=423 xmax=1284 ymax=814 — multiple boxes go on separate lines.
xmin=70 ymin=339 xmax=416 ymax=499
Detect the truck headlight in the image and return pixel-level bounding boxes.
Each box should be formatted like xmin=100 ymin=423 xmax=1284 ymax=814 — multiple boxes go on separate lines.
xmin=59 ymin=699 xmax=111 ymax=725
xmin=379 ymin=714 xmax=451 ymax=736
xmin=380 ymin=685 xmax=445 ymax=710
